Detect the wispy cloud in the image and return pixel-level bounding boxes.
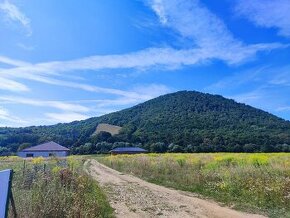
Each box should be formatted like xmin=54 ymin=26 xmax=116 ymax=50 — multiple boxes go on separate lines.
xmin=269 ymin=68 xmax=290 ymax=86
xmin=228 ymin=90 xmax=264 ymax=104
xmin=235 ymin=0 xmax=290 ymax=38
xmin=0 ymin=0 xmax=287 ymax=98
xmin=0 ymin=0 xmax=287 ymax=88
xmin=226 ymin=88 xmax=290 ymax=120
xmin=84 ymin=84 xmax=171 ymax=108
xmin=0 ymin=77 xmax=29 ymax=92
xmin=0 ymin=47 xmax=243 ymax=76
xmin=0 ymin=96 xmax=90 ymax=113
xmin=0 ymin=0 xmax=32 ymax=36
xmin=276 ymin=106 xmax=290 ymax=112
xmin=0 ymin=56 xmax=31 ymax=94
xmin=148 ymin=0 xmax=287 ymax=62
xmin=0 ymin=56 xmax=172 ymax=100
xmin=207 ymin=65 xmax=290 ymax=119
xmin=44 ymin=112 xmax=89 ymax=123
xmin=0 ymin=83 xmax=170 ymax=125
xmin=205 ymin=66 xmax=270 ymax=91
xmin=149 ymin=0 xmax=167 ymax=24
xmin=0 ymin=106 xmax=27 ymax=126
xmin=0 ymin=96 xmax=90 ymax=124
xmin=1 ymin=0 xmax=289 ymax=125
xmin=207 ymin=65 xmax=290 ymax=93
xmin=149 ymin=0 xmax=238 ymax=47
xmin=0 ymin=41 xmax=286 ymax=89
xmin=0 ymin=55 xmax=30 ymax=67
xmin=16 ymin=43 xmax=34 ymax=51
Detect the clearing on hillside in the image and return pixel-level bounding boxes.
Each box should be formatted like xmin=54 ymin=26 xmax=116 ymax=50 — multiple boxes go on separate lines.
xmin=93 ymin=123 xmax=122 ymax=135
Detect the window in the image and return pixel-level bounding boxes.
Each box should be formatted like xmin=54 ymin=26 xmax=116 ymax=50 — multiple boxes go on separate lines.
xmin=26 ymin=153 xmax=34 ymax=157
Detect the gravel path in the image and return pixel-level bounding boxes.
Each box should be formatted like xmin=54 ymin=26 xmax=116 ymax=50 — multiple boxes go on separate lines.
xmin=85 ymin=159 xmax=266 ymax=218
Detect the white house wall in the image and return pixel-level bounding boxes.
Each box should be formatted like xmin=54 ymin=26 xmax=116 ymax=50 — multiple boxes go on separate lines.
xmin=18 ymin=151 xmax=68 ymax=158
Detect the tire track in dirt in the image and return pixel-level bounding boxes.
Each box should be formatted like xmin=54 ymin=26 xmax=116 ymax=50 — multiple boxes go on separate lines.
xmin=85 ymin=159 xmax=266 ymax=218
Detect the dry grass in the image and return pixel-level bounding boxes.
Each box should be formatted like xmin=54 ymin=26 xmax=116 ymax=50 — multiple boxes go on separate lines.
xmin=0 ymin=156 xmax=114 ymax=218
xmin=93 ymin=123 xmax=122 ymax=136
xmin=98 ymin=153 xmax=290 ymax=217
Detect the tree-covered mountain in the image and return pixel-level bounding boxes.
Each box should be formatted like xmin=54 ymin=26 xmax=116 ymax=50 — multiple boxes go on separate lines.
xmin=1 ymin=91 xmax=290 ymax=154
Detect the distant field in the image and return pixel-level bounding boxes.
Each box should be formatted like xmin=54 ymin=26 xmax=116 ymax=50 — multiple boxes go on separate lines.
xmin=0 ymin=156 xmax=113 ymax=218
xmin=93 ymin=123 xmax=122 ymax=136
xmin=98 ymin=153 xmax=290 ymax=217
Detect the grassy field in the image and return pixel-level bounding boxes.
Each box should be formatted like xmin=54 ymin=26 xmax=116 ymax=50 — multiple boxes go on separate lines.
xmin=98 ymin=153 xmax=290 ymax=217
xmin=0 ymin=156 xmax=114 ymax=218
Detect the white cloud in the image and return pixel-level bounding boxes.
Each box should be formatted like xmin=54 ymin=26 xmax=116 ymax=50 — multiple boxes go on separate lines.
xmin=45 ymin=112 xmax=89 ymax=123
xmin=1 ymin=72 xmax=156 ymax=99
xmin=0 ymin=83 xmax=171 ymax=125
xmin=0 ymin=106 xmax=27 ymax=125
xmin=149 ymin=0 xmax=167 ymax=24
xmin=206 ymin=65 xmax=290 ymax=95
xmin=0 ymin=77 xmax=29 ymax=92
xmin=206 ymin=66 xmax=269 ymax=92
xmin=148 ymin=0 xmax=287 ymax=60
xmin=131 ymin=83 xmax=170 ymax=98
xmin=0 ymin=47 xmax=214 ymax=75
xmin=0 ymin=41 xmax=286 ymax=85
xmin=226 ymin=88 xmax=290 ymax=119
xmin=0 ymin=96 xmax=91 ymax=125
xmin=84 ymin=84 xmax=171 ymax=108
xmin=0 ymin=0 xmax=289 ymax=125
xmin=269 ymin=67 xmax=290 ymax=86
xmin=16 ymin=43 xmax=34 ymax=51
xmin=207 ymin=65 xmax=290 ymax=120
xmin=0 ymin=96 xmax=90 ymax=113
xmin=149 ymin=0 xmax=237 ymax=48
xmin=0 ymin=55 xmax=30 ymax=67
xmin=228 ymin=91 xmax=263 ymax=104
xmin=0 ymin=0 xmax=32 ymax=36
xmin=0 ymin=0 xmax=287 ymax=96
xmin=64 ymin=84 xmax=171 ymax=112
xmin=235 ymin=0 xmax=290 ymax=38
xmin=0 ymin=57 xmax=173 ymax=99
xmin=276 ymin=106 xmax=290 ymax=112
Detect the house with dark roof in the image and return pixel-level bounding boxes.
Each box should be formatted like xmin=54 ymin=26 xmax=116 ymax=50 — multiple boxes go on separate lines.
xmin=18 ymin=141 xmax=70 ymax=158
xmin=110 ymin=147 xmax=148 ymax=155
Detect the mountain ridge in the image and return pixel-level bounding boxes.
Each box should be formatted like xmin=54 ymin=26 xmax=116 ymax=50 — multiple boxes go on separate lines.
xmin=1 ymin=90 xmax=290 ymax=154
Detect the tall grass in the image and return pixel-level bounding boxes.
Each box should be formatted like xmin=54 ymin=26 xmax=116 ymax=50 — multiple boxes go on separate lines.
xmin=0 ymin=156 xmax=113 ymax=218
xmin=99 ymin=153 xmax=290 ymax=217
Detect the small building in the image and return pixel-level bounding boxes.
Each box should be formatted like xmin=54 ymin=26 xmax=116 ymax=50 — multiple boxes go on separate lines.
xmin=18 ymin=141 xmax=70 ymax=158
xmin=110 ymin=147 xmax=148 ymax=155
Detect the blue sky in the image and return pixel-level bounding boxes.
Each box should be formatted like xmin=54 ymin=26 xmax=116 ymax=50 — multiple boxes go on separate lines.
xmin=0 ymin=0 xmax=290 ymax=127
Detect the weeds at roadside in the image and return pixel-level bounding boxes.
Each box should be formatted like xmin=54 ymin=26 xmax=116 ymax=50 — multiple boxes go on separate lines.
xmin=98 ymin=153 xmax=290 ymax=218
xmin=0 ymin=156 xmax=114 ymax=218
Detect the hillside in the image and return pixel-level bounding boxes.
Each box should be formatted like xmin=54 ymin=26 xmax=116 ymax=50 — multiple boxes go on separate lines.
xmin=1 ymin=91 xmax=290 ymax=154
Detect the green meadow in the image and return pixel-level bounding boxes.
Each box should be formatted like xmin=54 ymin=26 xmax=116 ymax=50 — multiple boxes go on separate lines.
xmin=99 ymin=153 xmax=290 ymax=217
xmin=1 ymin=153 xmax=289 ymax=217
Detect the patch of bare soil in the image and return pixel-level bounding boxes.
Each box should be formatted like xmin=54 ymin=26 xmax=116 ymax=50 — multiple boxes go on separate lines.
xmin=93 ymin=123 xmax=122 ymax=136
xmin=85 ymin=159 xmax=266 ymax=218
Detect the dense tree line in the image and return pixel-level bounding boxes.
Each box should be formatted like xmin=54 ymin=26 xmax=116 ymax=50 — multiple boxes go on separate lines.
xmin=1 ymin=91 xmax=290 ymax=155
xmin=70 ymin=140 xmax=290 ymax=155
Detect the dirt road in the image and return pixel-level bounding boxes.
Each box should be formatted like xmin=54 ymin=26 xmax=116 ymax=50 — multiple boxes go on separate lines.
xmin=85 ymin=159 xmax=266 ymax=218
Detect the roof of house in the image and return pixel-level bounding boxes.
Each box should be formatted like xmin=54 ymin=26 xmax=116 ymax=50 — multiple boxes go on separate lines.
xmin=21 ymin=141 xmax=70 ymax=152
xmin=110 ymin=147 xmax=147 ymax=152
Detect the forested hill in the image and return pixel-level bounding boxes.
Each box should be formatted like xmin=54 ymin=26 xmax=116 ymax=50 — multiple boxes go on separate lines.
xmin=1 ymin=91 xmax=290 ymax=154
